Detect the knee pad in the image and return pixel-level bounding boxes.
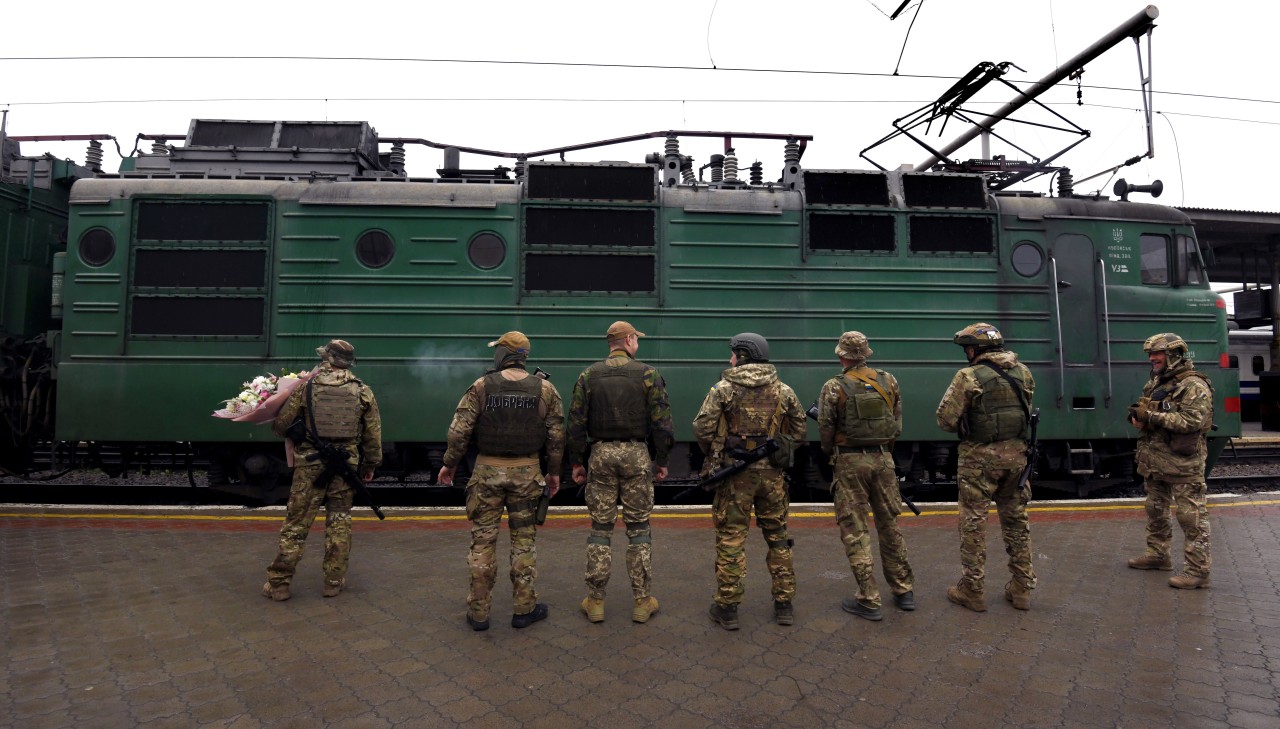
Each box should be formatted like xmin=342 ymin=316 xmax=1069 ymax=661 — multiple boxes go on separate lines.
xmin=625 ymin=520 xmax=652 ymax=545
xmin=588 ymin=520 xmax=614 ymax=546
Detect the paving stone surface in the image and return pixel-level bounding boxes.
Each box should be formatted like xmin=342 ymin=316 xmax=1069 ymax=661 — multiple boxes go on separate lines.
xmin=1 ymin=495 xmax=1278 ymax=728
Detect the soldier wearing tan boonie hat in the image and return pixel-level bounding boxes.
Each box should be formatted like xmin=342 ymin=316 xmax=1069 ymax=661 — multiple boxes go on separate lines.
xmin=316 ymin=339 xmax=356 ymax=369
xmin=834 ymin=331 xmax=872 ymax=362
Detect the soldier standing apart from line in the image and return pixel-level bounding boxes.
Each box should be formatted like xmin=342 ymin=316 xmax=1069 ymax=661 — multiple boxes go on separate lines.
xmin=815 ymin=331 xmax=915 ymax=622
xmin=568 ymin=321 xmax=673 ymax=624
xmin=439 ymin=332 xmax=564 ymax=630
xmin=264 ymin=339 xmax=382 ymax=602
xmin=1127 ymin=333 xmax=1213 ymax=589
xmin=936 ymin=323 xmax=1037 ymax=612
xmin=694 ymin=333 xmax=806 ymax=630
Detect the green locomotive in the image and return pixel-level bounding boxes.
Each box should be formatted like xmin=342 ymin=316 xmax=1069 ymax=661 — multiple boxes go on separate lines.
xmin=39 ymin=119 xmax=1236 ymax=495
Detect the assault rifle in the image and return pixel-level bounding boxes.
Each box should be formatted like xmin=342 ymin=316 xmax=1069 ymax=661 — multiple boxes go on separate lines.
xmin=675 ymin=440 xmax=779 ymax=501
xmin=806 ymin=401 xmax=921 ymax=516
xmin=1016 ymin=408 xmax=1041 ymax=492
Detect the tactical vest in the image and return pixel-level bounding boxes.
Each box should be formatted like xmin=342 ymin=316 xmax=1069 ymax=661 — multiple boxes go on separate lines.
xmin=309 ymin=380 xmax=363 ymax=440
xmin=474 ymin=372 xmax=547 ymax=456
xmin=727 ymin=382 xmax=780 ymax=439
xmin=586 ymin=358 xmax=649 ymax=440
xmin=962 ymin=363 xmax=1031 ymax=443
xmin=837 ymin=369 xmax=900 ymax=446
xmin=1147 ymin=368 xmax=1214 ymax=430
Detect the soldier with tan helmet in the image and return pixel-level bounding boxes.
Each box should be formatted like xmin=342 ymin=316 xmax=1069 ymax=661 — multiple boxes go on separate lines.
xmin=264 ymin=339 xmax=382 ymax=602
xmin=439 ymin=331 xmax=565 ymax=630
xmin=815 ymin=331 xmax=915 ymax=622
xmin=936 ymin=323 xmax=1037 ymax=612
xmin=1127 ymin=333 xmax=1213 ymax=589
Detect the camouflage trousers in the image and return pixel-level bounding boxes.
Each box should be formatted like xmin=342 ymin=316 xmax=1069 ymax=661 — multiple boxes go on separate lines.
xmin=466 ymin=463 xmax=544 ymax=620
xmin=711 ymin=467 xmax=796 ymax=606
xmin=584 ymin=442 xmax=654 ymax=600
xmin=831 ymin=451 xmax=914 ymax=609
xmin=957 ymin=459 xmax=1036 ymax=594
xmin=1141 ymin=477 xmax=1211 ymax=577
xmin=266 ymin=461 xmax=355 ymax=589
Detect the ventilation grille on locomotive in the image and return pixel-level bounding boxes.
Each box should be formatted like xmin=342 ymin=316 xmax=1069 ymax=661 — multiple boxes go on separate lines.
xmin=908 ymin=216 xmax=994 ymax=253
xmin=137 ymin=202 xmax=269 ymax=241
xmin=902 ymin=174 xmax=988 ymax=209
xmin=808 ymin=212 xmax=896 ymax=252
xmin=803 ymin=171 xmax=891 ymax=206
xmin=526 ymin=164 xmax=657 ymax=201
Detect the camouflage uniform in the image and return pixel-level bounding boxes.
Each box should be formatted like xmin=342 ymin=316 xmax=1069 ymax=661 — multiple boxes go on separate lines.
xmin=266 ymin=357 xmax=382 ymax=594
xmin=936 ymin=349 xmax=1037 ymax=598
xmin=444 ymin=365 xmax=564 ymax=621
xmin=1133 ymin=353 xmax=1213 ymax=580
xmin=568 ymin=350 xmax=673 ymax=602
xmin=817 ymin=362 xmax=913 ymax=610
xmin=693 ymin=363 xmax=806 ymax=609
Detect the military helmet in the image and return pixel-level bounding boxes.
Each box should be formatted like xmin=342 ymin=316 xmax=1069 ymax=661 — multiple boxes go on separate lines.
xmin=1142 ymin=332 xmax=1188 ymax=354
xmin=953 ymin=322 xmax=1004 ymax=348
xmin=729 ymin=332 xmax=770 ymax=362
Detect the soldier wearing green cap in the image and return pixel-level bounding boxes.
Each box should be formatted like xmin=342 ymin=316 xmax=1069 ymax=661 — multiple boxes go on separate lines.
xmin=263 ymin=339 xmax=382 ymax=602
xmin=439 ymin=331 xmax=564 ymax=630
xmin=1127 ymin=333 xmax=1213 ymax=589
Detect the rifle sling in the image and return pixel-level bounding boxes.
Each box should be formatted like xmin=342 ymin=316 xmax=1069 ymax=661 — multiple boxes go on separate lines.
xmin=844 ymin=368 xmax=894 ymax=409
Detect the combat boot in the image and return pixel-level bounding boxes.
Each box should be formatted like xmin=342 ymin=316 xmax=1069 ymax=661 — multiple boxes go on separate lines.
xmin=946 ymin=583 xmax=987 ymax=612
xmin=512 ymin=603 xmax=549 ymax=629
xmin=1169 ymin=573 xmax=1210 ymax=590
xmin=773 ymin=601 xmax=794 ymax=626
xmin=322 ymin=578 xmax=345 ymax=598
xmin=1128 ymin=554 xmax=1173 ymax=571
xmin=581 ymin=596 xmax=606 ymax=623
xmin=261 ymin=581 xmax=290 ymax=602
xmin=840 ymin=598 xmax=883 ymax=622
xmin=708 ymin=603 xmax=739 ymax=631
xmin=633 ymin=596 xmax=660 ymax=623
xmin=893 ymin=591 xmax=916 ymax=611
xmin=466 ymin=613 xmax=490 ymax=632
xmin=1004 ymin=581 xmax=1031 ymax=610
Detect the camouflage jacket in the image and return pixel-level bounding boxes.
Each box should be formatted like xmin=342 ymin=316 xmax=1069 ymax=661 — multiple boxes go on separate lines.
xmin=816 ymin=365 xmax=903 ymax=455
xmin=443 ymin=366 xmax=565 ymax=473
xmin=693 ymin=363 xmax=806 ymax=469
xmin=272 ymin=363 xmax=382 ymax=473
xmin=1135 ymin=360 xmax=1213 ymax=480
xmin=567 ymin=351 xmax=674 ymax=467
xmin=935 ymin=350 xmax=1035 ymax=469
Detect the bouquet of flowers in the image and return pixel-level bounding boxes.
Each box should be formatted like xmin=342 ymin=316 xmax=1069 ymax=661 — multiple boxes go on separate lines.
xmin=212 ymin=368 xmax=317 ymax=423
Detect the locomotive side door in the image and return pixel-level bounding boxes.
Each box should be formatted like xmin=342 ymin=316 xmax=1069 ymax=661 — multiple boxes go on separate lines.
xmin=1050 ymin=233 xmax=1099 ymax=364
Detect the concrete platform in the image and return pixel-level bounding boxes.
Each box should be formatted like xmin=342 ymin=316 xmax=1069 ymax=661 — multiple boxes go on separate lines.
xmin=2 ymin=495 xmax=1279 ymax=729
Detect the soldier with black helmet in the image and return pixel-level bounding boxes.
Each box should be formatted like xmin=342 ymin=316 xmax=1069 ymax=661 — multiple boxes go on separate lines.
xmin=693 ymin=333 xmax=806 ymax=630
xmin=264 ymin=339 xmax=382 ymax=602
xmin=936 ymin=323 xmax=1037 ymax=612
xmin=815 ymin=331 xmax=915 ymax=622
xmin=439 ymin=332 xmax=565 ymax=630
xmin=567 ymin=321 xmax=674 ymax=624
xmin=1127 ymin=333 xmax=1213 ymax=589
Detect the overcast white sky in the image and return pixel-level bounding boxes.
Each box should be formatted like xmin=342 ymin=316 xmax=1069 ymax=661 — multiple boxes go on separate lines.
xmin=3 ymin=1 xmax=1275 ymax=211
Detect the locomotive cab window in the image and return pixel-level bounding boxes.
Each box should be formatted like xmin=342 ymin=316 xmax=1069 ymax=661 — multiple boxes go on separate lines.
xmin=1175 ymin=234 xmax=1204 ymax=286
xmin=1139 ymin=234 xmax=1169 ymax=285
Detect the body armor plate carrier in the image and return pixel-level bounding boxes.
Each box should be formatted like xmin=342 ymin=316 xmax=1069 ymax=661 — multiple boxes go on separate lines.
xmin=586 ymin=359 xmax=649 ymax=441
xmin=963 ymin=364 xmax=1031 ymax=443
xmin=727 ymin=382 xmax=780 ymax=446
xmin=309 ymin=381 xmax=363 ymax=440
xmin=475 ymin=372 xmax=547 ymax=457
xmin=837 ymin=369 xmax=900 ymax=446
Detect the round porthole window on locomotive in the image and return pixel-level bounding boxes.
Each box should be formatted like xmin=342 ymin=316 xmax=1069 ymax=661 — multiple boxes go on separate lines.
xmin=1011 ymin=241 xmax=1044 ymax=277
xmin=468 ymin=232 xmax=506 ymax=270
xmin=355 ymin=230 xmax=396 ymax=269
xmin=78 ymin=228 xmax=116 ymax=267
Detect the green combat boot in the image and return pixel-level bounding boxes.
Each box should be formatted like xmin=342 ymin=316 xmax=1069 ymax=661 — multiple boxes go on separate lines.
xmin=709 ymin=603 xmax=739 ymax=631
xmin=946 ymin=583 xmax=987 ymax=612
xmin=773 ymin=601 xmax=794 ymax=626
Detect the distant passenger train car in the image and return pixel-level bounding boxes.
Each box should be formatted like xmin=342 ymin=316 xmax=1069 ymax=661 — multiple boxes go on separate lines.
xmin=11 ymin=118 xmax=1241 ymax=496
xmin=1228 ymin=328 xmax=1271 ymax=422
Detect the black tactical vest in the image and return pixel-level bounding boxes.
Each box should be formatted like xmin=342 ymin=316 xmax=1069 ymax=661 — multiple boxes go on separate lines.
xmin=474 ymin=372 xmax=547 ymax=456
xmin=837 ymin=369 xmax=900 ymax=446
xmin=586 ymin=359 xmax=649 ymax=440
xmin=962 ymin=363 xmax=1031 ymax=443
xmin=309 ymin=380 xmax=362 ymax=440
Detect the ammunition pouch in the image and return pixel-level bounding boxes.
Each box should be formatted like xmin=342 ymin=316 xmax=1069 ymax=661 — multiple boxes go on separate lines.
xmin=766 ymin=434 xmax=796 ymax=469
